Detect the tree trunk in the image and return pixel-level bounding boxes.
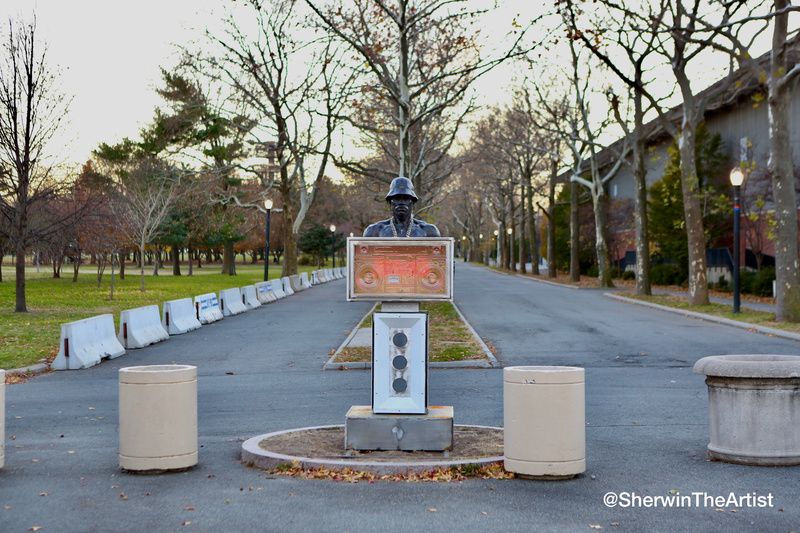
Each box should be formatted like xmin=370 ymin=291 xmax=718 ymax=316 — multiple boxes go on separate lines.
xmin=281 ymin=182 xmax=298 ymax=276
xmin=769 ymin=0 xmax=800 ymax=321
xmin=172 ymin=246 xmax=181 ymax=276
xmin=509 ymin=193 xmax=516 ymax=272
xmin=569 ymin=180 xmax=580 ymax=281
xmin=152 ymin=247 xmax=160 ymax=276
xmin=519 ymin=184 xmax=527 ymax=274
xmin=15 ymin=241 xmax=27 ymax=312
xmin=632 ymin=79 xmax=651 ymax=295
xmin=188 ymin=244 xmax=194 ymax=276
xmin=72 ymin=251 xmax=81 ymax=282
xmin=548 ymin=162 xmax=557 ymax=278
xmin=221 ymin=241 xmax=236 ymax=275
xmin=110 ymin=253 xmax=116 ymax=300
xmin=139 ymin=242 xmax=146 ymax=291
xmin=119 ymin=252 xmax=125 ymax=280
xmin=592 ymin=187 xmax=614 ymax=288
xmin=678 ymin=121 xmax=709 ymax=305
xmin=527 ymin=180 xmax=540 ymax=275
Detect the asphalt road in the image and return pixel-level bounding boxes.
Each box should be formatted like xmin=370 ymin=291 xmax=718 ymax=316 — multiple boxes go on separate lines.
xmin=2 ymin=263 xmax=799 ymax=532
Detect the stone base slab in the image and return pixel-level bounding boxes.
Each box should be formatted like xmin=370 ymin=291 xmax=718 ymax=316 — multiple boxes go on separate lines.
xmin=504 ymin=457 xmax=585 ymax=479
xmin=345 ymin=405 xmax=453 ymax=451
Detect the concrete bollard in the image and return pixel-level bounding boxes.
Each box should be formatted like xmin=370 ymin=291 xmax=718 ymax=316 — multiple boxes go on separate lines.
xmin=504 ymin=366 xmax=585 ymax=478
xmin=694 ymin=354 xmax=800 ymax=465
xmin=119 ymin=365 xmax=198 ymax=472
xmin=0 ymin=369 xmax=4 ymax=469
xmin=118 ymin=305 xmax=169 ymax=349
xmin=300 ymin=272 xmax=312 ymax=289
xmin=162 ymin=298 xmax=202 ymax=335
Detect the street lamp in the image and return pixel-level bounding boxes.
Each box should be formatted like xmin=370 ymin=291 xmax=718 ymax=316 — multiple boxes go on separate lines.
xmin=493 ymin=229 xmax=499 ymax=266
xmin=461 ymin=235 xmax=467 ymax=261
xmin=330 ymin=224 xmax=337 ymax=269
xmin=263 ymin=198 xmax=273 ymax=281
xmin=507 ymin=227 xmax=514 ymax=271
xmin=730 ymin=167 xmax=745 ymax=313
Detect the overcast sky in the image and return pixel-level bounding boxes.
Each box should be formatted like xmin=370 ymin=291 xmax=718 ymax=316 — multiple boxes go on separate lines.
xmin=0 ymin=1 xmax=781 ymax=174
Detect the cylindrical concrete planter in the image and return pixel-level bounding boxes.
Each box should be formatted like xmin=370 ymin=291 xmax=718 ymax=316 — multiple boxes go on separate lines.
xmin=694 ymin=355 xmax=800 ymax=466
xmin=119 ymin=365 xmax=198 ymax=472
xmin=0 ymin=369 xmax=5 ymax=469
xmin=504 ymin=366 xmax=585 ymax=479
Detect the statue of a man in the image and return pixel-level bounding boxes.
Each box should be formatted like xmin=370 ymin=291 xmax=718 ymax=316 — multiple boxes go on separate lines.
xmin=363 ymin=177 xmax=441 ymax=237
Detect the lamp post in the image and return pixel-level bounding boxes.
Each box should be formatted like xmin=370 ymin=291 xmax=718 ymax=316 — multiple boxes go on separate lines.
xmin=479 ymin=233 xmax=484 ymax=264
xmin=461 ymin=235 xmax=467 ymax=262
xmin=493 ymin=229 xmax=499 ymax=266
xmin=730 ymin=167 xmax=745 ymax=313
xmin=507 ymin=227 xmax=513 ymax=271
xmin=263 ymin=198 xmax=273 ymax=281
xmin=330 ymin=224 xmax=337 ymax=269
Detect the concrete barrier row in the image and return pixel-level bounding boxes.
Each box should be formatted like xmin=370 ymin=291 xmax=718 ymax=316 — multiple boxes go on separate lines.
xmin=52 ymin=314 xmax=126 ymax=370
xmin=219 ymin=288 xmax=247 ymax=317
xmin=52 ymin=272 xmax=328 ymax=370
xmin=118 ymin=305 xmax=170 ymax=349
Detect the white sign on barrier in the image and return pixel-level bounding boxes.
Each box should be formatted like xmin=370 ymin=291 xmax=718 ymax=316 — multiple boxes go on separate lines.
xmin=162 ymin=298 xmax=202 ymax=335
xmin=194 ymin=293 xmax=223 ymax=324
xmin=118 ymin=305 xmax=170 ymax=349
xmin=52 ymin=314 xmax=125 ymax=370
xmin=269 ymin=280 xmax=286 ymax=299
xmin=254 ymin=281 xmax=277 ymax=303
xmin=220 ymin=288 xmax=248 ymax=316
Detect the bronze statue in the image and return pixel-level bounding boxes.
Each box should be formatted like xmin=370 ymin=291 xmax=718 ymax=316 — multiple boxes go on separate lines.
xmin=364 ymin=177 xmax=441 ymax=237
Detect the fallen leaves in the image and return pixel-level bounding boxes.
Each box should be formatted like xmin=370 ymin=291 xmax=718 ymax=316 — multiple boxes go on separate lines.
xmin=270 ymin=461 xmax=513 ymax=483
xmin=28 ymin=526 xmax=42 ymax=532
xmin=427 ymin=508 xmax=437 ymax=513
xmin=119 ymin=493 xmax=128 ymax=501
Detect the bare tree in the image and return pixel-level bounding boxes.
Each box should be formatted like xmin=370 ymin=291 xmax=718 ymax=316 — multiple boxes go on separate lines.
xmin=112 ymin=159 xmax=183 ymax=291
xmin=561 ymin=0 xmax=671 ymax=295
xmin=686 ymin=0 xmax=800 ymax=319
xmin=306 ymin=0 xmax=534 ymax=210
xmin=206 ymin=0 xmax=355 ymax=275
xmin=0 ymin=17 xmax=82 ymax=312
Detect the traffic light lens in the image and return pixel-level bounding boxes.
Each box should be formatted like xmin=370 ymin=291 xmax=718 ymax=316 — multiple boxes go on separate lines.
xmin=392 ymin=378 xmax=408 ymax=393
xmin=392 ymin=355 xmax=408 ymax=369
xmin=392 ymin=332 xmax=408 ymax=347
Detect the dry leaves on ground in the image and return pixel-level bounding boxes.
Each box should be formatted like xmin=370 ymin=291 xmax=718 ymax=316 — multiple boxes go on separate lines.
xmin=271 ymin=461 xmax=513 ymax=483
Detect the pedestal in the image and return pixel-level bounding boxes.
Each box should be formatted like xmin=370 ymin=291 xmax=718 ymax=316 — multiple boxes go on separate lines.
xmin=345 ymin=405 xmax=453 ymax=451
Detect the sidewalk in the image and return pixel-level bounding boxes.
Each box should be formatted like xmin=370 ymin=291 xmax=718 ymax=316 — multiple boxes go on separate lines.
xmin=651 ymin=288 xmax=775 ymax=313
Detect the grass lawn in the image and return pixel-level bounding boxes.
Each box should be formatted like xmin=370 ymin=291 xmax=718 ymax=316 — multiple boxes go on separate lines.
xmin=335 ymin=302 xmax=487 ymax=363
xmin=623 ymin=293 xmax=800 ymax=334
xmin=0 ymin=261 xmax=328 ymax=370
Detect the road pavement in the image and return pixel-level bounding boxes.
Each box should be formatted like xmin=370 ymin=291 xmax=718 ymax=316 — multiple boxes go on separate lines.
xmin=1 ymin=263 xmax=799 ymax=532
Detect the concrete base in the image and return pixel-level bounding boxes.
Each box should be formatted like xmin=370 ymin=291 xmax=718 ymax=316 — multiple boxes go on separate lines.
xmin=345 ymin=405 xmax=453 ymax=451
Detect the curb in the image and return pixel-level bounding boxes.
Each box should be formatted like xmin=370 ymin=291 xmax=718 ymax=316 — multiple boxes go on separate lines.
xmin=241 ymin=424 xmax=504 ymax=475
xmin=6 ymin=362 xmax=49 ymax=377
xmin=323 ymin=303 xmax=378 ymax=370
xmin=452 ymin=301 xmax=499 ymax=367
xmin=605 ymin=293 xmax=800 ymax=343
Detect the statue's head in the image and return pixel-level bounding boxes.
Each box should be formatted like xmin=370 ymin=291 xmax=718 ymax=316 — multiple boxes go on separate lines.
xmin=386 ymin=177 xmax=417 ymax=221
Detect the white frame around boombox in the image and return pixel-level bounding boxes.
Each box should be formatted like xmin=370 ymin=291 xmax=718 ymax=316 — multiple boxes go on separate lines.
xmin=346 ymin=237 xmax=455 ymax=302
